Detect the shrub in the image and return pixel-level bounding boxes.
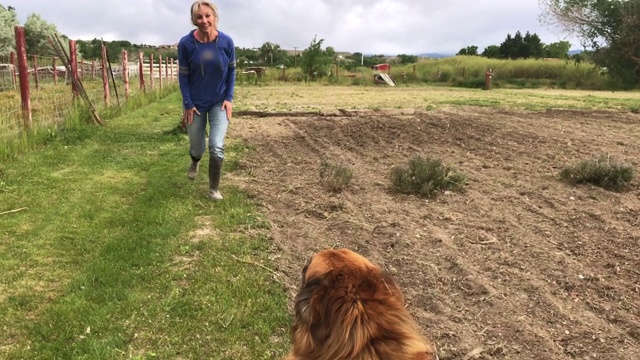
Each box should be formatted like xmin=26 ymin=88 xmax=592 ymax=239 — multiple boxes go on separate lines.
xmin=319 ymin=160 xmax=353 ymax=192
xmin=390 ymin=156 xmax=465 ymax=197
xmin=559 ymin=154 xmax=635 ymax=191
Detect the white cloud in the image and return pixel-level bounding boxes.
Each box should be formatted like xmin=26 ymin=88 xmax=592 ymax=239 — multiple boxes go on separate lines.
xmin=14 ymin=0 xmax=579 ymax=54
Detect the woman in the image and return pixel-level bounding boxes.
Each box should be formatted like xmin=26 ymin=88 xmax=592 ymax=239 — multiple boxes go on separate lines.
xmin=178 ymin=1 xmax=236 ymax=200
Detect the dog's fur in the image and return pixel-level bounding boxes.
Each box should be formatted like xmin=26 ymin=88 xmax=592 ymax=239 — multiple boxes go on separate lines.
xmin=285 ymin=249 xmax=437 ymax=360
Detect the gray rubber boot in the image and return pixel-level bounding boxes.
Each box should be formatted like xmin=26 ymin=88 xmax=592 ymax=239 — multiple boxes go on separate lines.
xmin=208 ymin=157 xmax=224 ymax=200
xmin=187 ymin=159 xmax=200 ymax=180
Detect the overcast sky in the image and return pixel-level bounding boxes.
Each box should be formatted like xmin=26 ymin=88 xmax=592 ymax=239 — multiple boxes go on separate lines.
xmin=13 ymin=0 xmax=579 ymax=55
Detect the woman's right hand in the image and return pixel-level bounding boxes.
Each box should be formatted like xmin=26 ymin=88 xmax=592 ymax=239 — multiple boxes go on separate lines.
xmin=183 ymin=107 xmax=201 ymax=125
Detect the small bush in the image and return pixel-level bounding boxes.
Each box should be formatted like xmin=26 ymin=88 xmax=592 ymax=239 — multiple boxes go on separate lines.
xmin=390 ymin=156 xmax=466 ymax=197
xmin=453 ymin=77 xmax=486 ymax=89
xmin=559 ymin=154 xmax=635 ymax=191
xmin=436 ymin=70 xmax=453 ymax=82
xmin=319 ymin=160 xmax=353 ymax=192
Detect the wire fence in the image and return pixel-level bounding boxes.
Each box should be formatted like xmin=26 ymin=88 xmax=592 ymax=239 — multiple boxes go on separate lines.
xmin=1 ymin=27 xmax=178 ymax=151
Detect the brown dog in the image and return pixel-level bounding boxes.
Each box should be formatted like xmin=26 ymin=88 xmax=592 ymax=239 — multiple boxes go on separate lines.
xmin=285 ymin=249 xmax=437 ymax=360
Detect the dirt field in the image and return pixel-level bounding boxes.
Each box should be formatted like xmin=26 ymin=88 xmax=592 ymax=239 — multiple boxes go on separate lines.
xmin=229 ymin=105 xmax=640 ymax=359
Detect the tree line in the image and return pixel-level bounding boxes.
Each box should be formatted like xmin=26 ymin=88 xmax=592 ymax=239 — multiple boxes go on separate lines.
xmin=457 ymin=31 xmax=573 ymax=60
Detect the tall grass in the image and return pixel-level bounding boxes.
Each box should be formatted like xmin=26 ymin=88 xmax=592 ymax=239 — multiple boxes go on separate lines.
xmin=239 ymin=56 xmax=610 ymax=90
xmin=401 ymin=56 xmax=607 ymax=90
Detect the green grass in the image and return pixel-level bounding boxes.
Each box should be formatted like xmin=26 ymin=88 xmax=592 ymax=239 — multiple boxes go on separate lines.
xmin=0 ymin=90 xmax=291 ymax=359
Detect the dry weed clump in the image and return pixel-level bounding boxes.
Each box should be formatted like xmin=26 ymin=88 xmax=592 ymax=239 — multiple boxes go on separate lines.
xmin=560 ymin=154 xmax=635 ymax=191
xmin=319 ymin=160 xmax=353 ymax=192
xmin=390 ymin=156 xmax=465 ymax=198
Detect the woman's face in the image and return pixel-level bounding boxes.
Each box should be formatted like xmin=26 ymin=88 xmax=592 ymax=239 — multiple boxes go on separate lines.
xmin=194 ymin=5 xmax=216 ymax=33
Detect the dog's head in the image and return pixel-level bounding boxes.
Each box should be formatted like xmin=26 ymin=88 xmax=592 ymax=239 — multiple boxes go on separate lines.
xmin=289 ymin=249 xmax=436 ymax=360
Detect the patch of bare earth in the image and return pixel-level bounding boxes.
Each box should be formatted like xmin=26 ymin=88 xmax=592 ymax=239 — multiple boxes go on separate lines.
xmin=228 ymin=107 xmax=640 ymax=359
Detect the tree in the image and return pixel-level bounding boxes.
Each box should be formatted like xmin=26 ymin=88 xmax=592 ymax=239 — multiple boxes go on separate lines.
xmin=396 ymin=54 xmax=418 ymax=64
xmin=24 ymin=13 xmax=59 ymax=56
xmin=482 ymin=45 xmax=501 ymax=58
xmin=0 ymin=4 xmax=18 ymax=57
xmin=78 ymin=38 xmax=102 ymax=59
xmin=105 ymin=40 xmax=134 ymax=62
xmin=258 ymin=41 xmax=277 ymax=65
xmin=235 ymin=46 xmax=259 ymax=68
xmin=457 ymin=45 xmax=479 ymax=56
xmin=497 ymin=31 xmax=546 ymax=59
xmin=254 ymin=42 xmax=289 ymax=66
xmin=544 ymin=40 xmax=571 ymax=58
xmin=499 ymin=31 xmax=524 ymax=59
xmin=540 ymin=0 xmax=640 ymax=87
xmin=523 ymin=31 xmax=545 ymax=58
xmin=77 ymin=38 xmax=141 ymax=63
xmin=300 ymin=35 xmax=334 ymax=80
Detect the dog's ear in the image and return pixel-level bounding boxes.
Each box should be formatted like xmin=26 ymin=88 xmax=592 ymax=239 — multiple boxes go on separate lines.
xmin=293 ymin=276 xmax=322 ymax=325
xmin=291 ymin=276 xmax=327 ymax=354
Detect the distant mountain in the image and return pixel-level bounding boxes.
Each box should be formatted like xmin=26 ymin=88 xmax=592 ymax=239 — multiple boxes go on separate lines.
xmin=417 ymin=53 xmax=454 ymax=58
xmin=361 ymin=52 xmax=453 ymax=58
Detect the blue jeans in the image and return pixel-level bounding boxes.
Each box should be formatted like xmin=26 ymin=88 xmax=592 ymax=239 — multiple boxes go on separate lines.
xmin=187 ymin=103 xmax=229 ymax=161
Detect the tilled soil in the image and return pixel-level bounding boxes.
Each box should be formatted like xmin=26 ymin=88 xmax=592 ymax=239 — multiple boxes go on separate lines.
xmin=229 ymin=107 xmax=640 ymax=359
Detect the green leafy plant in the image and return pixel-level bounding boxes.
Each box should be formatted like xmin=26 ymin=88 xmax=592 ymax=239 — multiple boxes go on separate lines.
xmin=390 ymin=156 xmax=466 ymax=197
xmin=559 ymin=154 xmax=635 ymax=191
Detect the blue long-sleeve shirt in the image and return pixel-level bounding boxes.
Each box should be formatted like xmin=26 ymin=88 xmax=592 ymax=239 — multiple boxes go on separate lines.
xmin=178 ymin=30 xmax=236 ymax=111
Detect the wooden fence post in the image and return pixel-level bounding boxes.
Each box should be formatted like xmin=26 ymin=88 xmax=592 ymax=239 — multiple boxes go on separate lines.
xmin=138 ymin=51 xmax=145 ymax=92
xmin=52 ymin=57 xmax=58 ymax=84
xmin=14 ymin=26 xmax=32 ymax=129
xmin=165 ymin=57 xmax=169 ymax=82
xmin=49 ymin=33 xmax=103 ymax=125
xmin=69 ymin=40 xmax=79 ymax=99
xmin=10 ymin=51 xmax=17 ymax=90
xmin=485 ymin=68 xmax=493 ymax=90
xmin=92 ymin=59 xmax=96 ymax=79
xmin=101 ymin=45 xmax=110 ymax=105
xmin=149 ymin=54 xmax=154 ymax=90
xmin=170 ymin=58 xmax=174 ymax=81
xmin=158 ymin=54 xmax=163 ymax=89
xmin=122 ymin=49 xmax=130 ymax=99
xmin=32 ymin=55 xmax=39 ymax=90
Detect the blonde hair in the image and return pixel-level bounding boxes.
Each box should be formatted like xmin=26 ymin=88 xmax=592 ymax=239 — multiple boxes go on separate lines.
xmin=190 ymin=1 xmax=218 ymax=27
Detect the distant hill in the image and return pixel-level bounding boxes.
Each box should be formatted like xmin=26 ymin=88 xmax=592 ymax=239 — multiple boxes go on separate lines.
xmin=417 ymin=53 xmax=454 ymax=59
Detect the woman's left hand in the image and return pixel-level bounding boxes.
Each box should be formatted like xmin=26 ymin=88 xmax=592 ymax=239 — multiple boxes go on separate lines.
xmin=222 ymin=100 xmax=233 ymax=122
